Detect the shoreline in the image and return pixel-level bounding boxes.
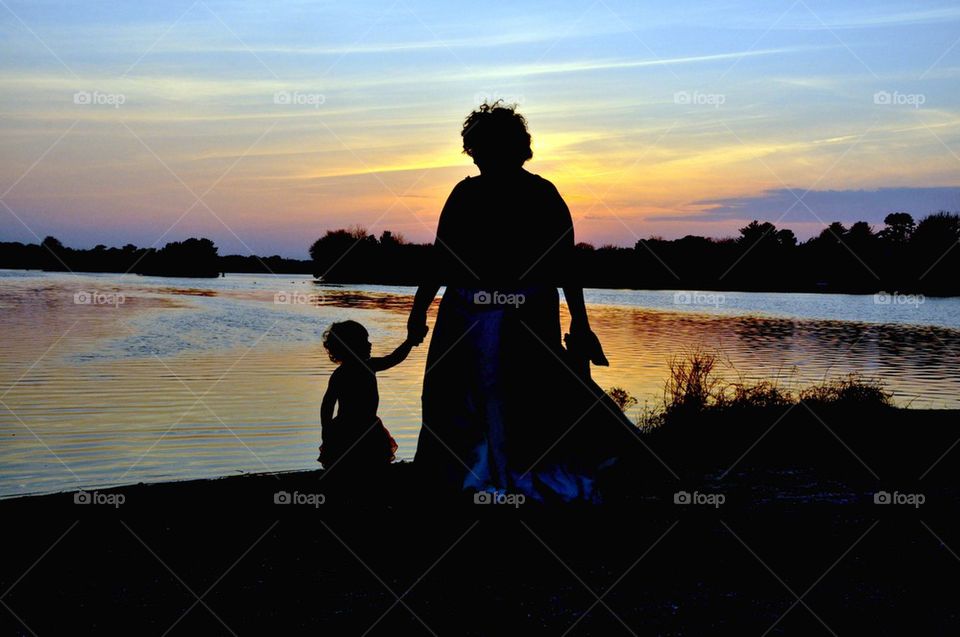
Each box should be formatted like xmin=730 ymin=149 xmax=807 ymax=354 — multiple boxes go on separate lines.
xmin=6 ymin=267 xmax=960 ymax=299
xmin=4 ymin=407 xmax=958 ymax=510
xmin=3 ymin=409 xmax=958 ymax=634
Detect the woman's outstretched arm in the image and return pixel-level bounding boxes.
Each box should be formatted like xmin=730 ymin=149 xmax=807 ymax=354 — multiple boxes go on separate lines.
xmin=562 ymin=285 xmax=609 ymax=366
xmin=407 ymin=284 xmax=439 ymax=344
xmin=552 ymin=181 xmax=608 ymax=366
xmin=553 ymin=186 xmax=593 ymax=336
xmin=562 ymin=285 xmax=590 ymax=333
xmin=406 ymin=180 xmax=465 ymax=344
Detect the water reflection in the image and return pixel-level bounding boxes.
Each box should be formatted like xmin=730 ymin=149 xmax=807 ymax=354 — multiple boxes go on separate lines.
xmin=0 ymin=271 xmax=958 ymax=497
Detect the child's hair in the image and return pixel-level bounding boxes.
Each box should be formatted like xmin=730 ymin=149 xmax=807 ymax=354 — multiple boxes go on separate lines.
xmin=322 ymin=320 xmax=369 ymax=363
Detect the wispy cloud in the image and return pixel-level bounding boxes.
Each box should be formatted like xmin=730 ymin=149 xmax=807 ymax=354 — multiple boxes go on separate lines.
xmin=1 ymin=0 xmax=958 ymax=255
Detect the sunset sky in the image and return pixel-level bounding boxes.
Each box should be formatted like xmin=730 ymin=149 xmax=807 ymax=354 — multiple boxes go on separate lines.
xmin=2 ymin=0 xmax=959 ymax=257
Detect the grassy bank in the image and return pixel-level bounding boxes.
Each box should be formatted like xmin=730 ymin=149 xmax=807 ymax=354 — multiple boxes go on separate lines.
xmin=601 ymin=350 xmax=957 ymax=496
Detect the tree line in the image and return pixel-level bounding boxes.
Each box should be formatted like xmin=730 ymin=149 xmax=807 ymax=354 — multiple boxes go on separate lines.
xmin=0 ymin=237 xmax=224 ymax=277
xmin=309 ymin=212 xmax=960 ymax=295
xmin=0 ymin=237 xmax=320 ymax=277
xmin=2 ymin=211 xmax=958 ymax=294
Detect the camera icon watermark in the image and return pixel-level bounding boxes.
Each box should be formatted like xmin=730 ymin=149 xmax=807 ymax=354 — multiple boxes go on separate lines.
xmin=73 ymin=90 xmax=126 ymax=108
xmin=873 ymin=491 xmax=927 ymax=509
xmin=873 ymin=90 xmax=925 ymax=109
xmin=273 ymin=90 xmax=325 ymax=108
xmin=274 ymin=490 xmax=325 ymax=507
xmin=274 ymin=290 xmax=324 ymax=305
xmin=674 ymin=490 xmax=725 ymax=508
xmin=472 ymin=290 xmax=525 ymax=308
xmin=873 ymin=291 xmax=924 ymax=307
xmin=473 ymin=490 xmax=526 ymax=507
xmin=873 ymin=490 xmax=924 ymax=508
xmin=673 ymin=290 xmax=725 ymax=308
xmin=74 ymin=290 xmax=125 ymax=307
xmin=74 ymin=490 xmax=125 ymax=508
xmin=674 ymin=90 xmax=725 ymax=108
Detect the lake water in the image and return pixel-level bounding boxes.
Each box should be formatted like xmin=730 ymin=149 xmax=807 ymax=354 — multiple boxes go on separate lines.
xmin=1 ymin=269 xmax=958 ymax=498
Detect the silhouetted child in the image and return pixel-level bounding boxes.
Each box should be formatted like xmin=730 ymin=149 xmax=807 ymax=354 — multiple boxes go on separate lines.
xmin=318 ymin=320 xmax=420 ymax=473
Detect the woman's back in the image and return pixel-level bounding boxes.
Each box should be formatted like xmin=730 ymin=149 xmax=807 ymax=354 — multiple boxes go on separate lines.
xmin=433 ymin=169 xmax=574 ymax=288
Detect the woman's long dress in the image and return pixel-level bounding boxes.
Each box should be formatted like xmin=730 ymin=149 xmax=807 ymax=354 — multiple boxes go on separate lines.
xmin=413 ymin=169 xmax=639 ymax=502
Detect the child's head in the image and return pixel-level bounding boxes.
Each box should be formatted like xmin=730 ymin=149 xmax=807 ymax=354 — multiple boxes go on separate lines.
xmin=322 ymin=320 xmax=372 ymax=364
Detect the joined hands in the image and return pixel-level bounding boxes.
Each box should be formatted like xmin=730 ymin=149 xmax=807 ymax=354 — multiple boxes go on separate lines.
xmin=406 ymin=316 xmax=429 ymax=346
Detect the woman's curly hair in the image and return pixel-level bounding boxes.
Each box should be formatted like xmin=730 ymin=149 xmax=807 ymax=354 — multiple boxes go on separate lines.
xmin=461 ymin=100 xmax=533 ymax=168
xmin=322 ymin=320 xmax=368 ymax=363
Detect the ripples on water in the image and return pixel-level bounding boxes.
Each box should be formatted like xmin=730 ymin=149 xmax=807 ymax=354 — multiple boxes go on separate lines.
xmin=1 ymin=270 xmax=958 ymax=497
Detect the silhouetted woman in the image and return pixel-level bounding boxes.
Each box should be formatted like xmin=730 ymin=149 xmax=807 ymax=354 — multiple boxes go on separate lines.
xmin=406 ymin=102 xmax=636 ymax=502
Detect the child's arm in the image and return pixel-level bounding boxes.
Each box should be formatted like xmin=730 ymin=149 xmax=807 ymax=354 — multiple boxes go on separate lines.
xmin=369 ymin=338 xmax=419 ymax=372
xmin=320 ymin=372 xmax=339 ymax=427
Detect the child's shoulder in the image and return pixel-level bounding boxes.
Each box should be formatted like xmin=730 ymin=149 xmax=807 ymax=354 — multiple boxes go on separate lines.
xmin=328 ymin=363 xmax=366 ymax=383
xmin=328 ymin=366 xmax=345 ymax=383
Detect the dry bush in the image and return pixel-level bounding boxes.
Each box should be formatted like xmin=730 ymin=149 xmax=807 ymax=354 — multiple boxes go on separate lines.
xmin=607 ymin=386 xmax=639 ymax=412
xmin=664 ymin=349 xmax=725 ymax=412
xmin=799 ymin=373 xmax=893 ymax=408
xmin=718 ymin=379 xmax=794 ymax=410
xmin=613 ymin=352 xmax=893 ymax=437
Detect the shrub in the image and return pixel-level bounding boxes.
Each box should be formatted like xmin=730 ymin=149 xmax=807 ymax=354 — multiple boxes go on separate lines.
xmin=664 ymin=349 xmax=724 ymax=412
xmin=655 ymin=351 xmax=892 ymax=417
xmin=607 ymin=386 xmax=639 ymax=412
xmin=718 ymin=379 xmax=794 ymax=410
xmin=799 ymin=374 xmax=893 ymax=409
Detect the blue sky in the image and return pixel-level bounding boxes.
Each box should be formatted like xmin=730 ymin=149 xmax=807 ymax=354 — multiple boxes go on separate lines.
xmin=1 ymin=0 xmax=959 ymax=256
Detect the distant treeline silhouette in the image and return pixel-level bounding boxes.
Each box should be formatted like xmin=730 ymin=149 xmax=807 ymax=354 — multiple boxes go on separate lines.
xmin=310 ymin=213 xmax=960 ymax=295
xmin=0 ymin=236 xmax=320 ymax=277
xmin=3 ymin=211 xmax=958 ymax=293
xmin=0 ymin=237 xmax=224 ymax=277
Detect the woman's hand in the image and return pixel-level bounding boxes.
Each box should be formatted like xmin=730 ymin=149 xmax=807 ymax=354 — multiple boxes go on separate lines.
xmin=564 ymin=325 xmax=609 ymax=366
xmin=407 ymin=313 xmax=429 ymax=345
xmin=562 ymin=286 xmax=607 ymax=365
xmin=407 ymin=284 xmax=440 ymax=346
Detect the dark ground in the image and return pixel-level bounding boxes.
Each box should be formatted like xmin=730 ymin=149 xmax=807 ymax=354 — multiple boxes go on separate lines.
xmin=2 ymin=408 xmax=959 ymax=635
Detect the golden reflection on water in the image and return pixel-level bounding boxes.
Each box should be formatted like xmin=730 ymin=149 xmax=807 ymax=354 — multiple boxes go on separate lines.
xmin=1 ymin=273 xmax=958 ymax=497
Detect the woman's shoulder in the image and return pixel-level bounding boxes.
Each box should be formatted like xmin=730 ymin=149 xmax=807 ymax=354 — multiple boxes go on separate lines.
xmin=450 ymin=170 xmax=561 ymax=200
xmin=443 ymin=175 xmax=479 ymax=203
xmin=521 ymin=169 xmax=562 ymax=195
xmin=520 ymin=171 xmax=568 ymax=216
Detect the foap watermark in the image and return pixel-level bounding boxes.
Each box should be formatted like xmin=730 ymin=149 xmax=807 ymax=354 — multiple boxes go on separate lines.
xmin=674 ymin=490 xmax=725 ymax=508
xmin=874 ymin=291 xmax=924 ymax=307
xmin=874 ymin=490 xmax=924 ymax=508
xmin=74 ymin=290 xmax=125 ymax=307
xmin=474 ymin=491 xmax=526 ymax=507
xmin=74 ymin=490 xmax=125 ymax=508
xmin=73 ymin=90 xmax=126 ymax=108
xmin=473 ymin=290 xmax=525 ymax=308
xmin=673 ymin=290 xmax=725 ymax=308
xmin=273 ymin=90 xmax=325 ymax=108
xmin=274 ymin=290 xmax=325 ymax=306
xmin=674 ymin=90 xmax=725 ymax=108
xmin=274 ymin=490 xmax=325 ymax=507
xmin=873 ymin=90 xmax=925 ymax=109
